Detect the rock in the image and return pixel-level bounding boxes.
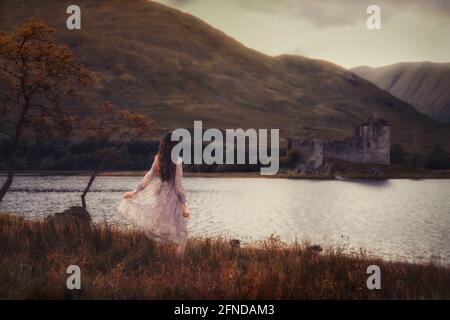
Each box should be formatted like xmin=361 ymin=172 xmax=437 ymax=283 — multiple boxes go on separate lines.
xmin=306 ymin=245 xmax=323 ymax=254
xmin=45 ymin=206 xmax=91 ymax=228
xmin=369 ymin=166 xmax=385 ymax=177
xmin=230 ymin=239 xmax=240 ymax=248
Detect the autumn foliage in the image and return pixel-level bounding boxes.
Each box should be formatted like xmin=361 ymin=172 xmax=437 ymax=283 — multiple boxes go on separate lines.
xmin=78 ymin=101 xmax=153 ymax=209
xmin=0 ymin=19 xmax=96 ymax=201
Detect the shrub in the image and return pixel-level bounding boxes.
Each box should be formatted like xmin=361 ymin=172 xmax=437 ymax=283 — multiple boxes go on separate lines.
xmin=390 ymin=144 xmax=406 ymax=164
xmin=424 ymin=146 xmax=450 ymax=170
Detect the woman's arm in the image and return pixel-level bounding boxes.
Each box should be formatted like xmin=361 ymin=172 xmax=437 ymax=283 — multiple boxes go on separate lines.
xmin=175 ymin=158 xmax=190 ymax=217
xmin=124 ymin=155 xmax=159 ymax=198
xmin=174 ymin=158 xmax=187 ymax=204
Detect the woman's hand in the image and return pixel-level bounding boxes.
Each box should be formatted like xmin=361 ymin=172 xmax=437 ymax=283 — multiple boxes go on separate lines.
xmin=182 ymin=203 xmax=190 ymax=218
xmin=123 ymin=191 xmax=136 ymax=199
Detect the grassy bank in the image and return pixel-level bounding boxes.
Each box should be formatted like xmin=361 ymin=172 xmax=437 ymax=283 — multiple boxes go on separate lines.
xmin=0 ymin=213 xmax=449 ymax=299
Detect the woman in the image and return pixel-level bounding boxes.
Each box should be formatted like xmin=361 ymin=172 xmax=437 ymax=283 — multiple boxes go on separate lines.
xmin=118 ymin=133 xmax=190 ymax=256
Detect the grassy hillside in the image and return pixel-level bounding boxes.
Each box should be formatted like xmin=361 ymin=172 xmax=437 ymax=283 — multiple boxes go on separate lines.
xmin=1 ymin=213 xmax=449 ymax=299
xmin=1 ymin=0 xmax=449 ymax=152
xmin=352 ymin=62 xmax=450 ymax=123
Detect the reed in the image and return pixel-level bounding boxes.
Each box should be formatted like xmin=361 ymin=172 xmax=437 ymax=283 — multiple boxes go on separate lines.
xmin=0 ymin=213 xmax=448 ymax=299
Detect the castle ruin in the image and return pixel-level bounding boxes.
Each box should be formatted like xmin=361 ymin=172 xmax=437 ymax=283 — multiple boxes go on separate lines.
xmin=291 ymin=113 xmax=390 ymax=170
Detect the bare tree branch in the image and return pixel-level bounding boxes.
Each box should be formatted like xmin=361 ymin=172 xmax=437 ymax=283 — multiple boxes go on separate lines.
xmin=0 ymin=129 xmax=13 ymax=139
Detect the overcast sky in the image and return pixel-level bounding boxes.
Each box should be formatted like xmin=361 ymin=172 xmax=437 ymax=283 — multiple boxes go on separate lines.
xmin=157 ymin=0 xmax=450 ymax=68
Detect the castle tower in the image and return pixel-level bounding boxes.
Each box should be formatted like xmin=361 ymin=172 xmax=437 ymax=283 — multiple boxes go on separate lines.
xmin=291 ymin=112 xmax=390 ymax=167
xmin=362 ymin=112 xmax=390 ymax=164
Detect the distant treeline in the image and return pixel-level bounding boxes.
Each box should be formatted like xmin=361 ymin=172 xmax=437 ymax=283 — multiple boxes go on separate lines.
xmin=0 ymin=139 xmax=158 ymax=171
xmin=1 ymin=139 xmax=449 ymax=172
xmin=390 ymin=144 xmax=450 ymax=170
xmin=0 ymin=139 xmax=290 ymax=172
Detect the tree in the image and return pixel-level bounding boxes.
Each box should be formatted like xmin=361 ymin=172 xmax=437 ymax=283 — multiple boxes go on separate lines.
xmin=390 ymin=144 xmax=406 ymax=165
xmin=424 ymin=145 xmax=450 ymax=170
xmin=0 ymin=19 xmax=95 ymax=202
xmin=409 ymin=153 xmax=424 ymax=168
xmin=79 ymin=102 xmax=153 ymax=209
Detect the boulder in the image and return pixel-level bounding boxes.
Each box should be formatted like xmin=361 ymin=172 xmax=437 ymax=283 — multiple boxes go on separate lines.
xmin=369 ymin=166 xmax=385 ymax=178
xmin=230 ymin=239 xmax=241 ymax=248
xmin=306 ymin=245 xmax=323 ymax=254
xmin=45 ymin=206 xmax=92 ymax=228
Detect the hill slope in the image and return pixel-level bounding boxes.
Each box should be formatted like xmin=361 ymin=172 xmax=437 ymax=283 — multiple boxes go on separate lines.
xmin=351 ymin=62 xmax=450 ymax=123
xmin=1 ymin=0 xmax=449 ymax=152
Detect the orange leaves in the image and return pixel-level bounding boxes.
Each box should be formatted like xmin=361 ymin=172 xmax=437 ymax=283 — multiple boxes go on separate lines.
xmin=23 ymin=112 xmax=73 ymax=140
xmin=15 ymin=18 xmax=55 ymax=42
xmin=80 ymin=101 xmax=153 ymax=142
xmin=102 ymin=101 xmax=114 ymax=113
xmin=0 ymin=19 xmax=96 ymax=140
xmin=0 ymin=18 xmax=96 ymax=99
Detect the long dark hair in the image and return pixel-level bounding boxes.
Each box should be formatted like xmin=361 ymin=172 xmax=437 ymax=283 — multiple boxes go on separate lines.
xmin=157 ymin=132 xmax=178 ymax=182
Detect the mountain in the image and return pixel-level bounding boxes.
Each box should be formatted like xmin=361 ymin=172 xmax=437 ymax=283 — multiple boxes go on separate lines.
xmin=1 ymin=0 xmax=449 ymax=152
xmin=351 ymin=62 xmax=450 ymax=123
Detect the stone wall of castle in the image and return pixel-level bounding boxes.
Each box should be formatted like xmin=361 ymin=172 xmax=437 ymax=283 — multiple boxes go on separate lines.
xmin=291 ymin=117 xmax=390 ymax=166
xmin=291 ymin=139 xmax=324 ymax=168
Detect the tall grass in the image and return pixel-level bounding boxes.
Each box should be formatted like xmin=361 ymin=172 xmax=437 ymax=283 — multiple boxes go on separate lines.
xmin=0 ymin=213 xmax=448 ymax=299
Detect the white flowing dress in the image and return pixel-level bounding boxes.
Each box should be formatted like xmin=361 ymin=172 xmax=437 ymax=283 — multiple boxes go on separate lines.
xmin=118 ymin=155 xmax=188 ymax=247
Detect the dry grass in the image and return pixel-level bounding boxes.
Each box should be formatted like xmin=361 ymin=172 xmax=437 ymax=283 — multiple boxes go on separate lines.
xmin=0 ymin=213 xmax=448 ymax=299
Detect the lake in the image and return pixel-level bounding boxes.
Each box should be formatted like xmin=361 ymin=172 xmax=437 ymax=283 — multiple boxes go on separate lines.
xmin=1 ymin=176 xmax=449 ymax=265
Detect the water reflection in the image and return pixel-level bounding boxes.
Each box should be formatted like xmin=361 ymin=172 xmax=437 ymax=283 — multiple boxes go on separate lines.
xmin=336 ymin=179 xmax=391 ymax=188
xmin=1 ymin=176 xmax=449 ymax=265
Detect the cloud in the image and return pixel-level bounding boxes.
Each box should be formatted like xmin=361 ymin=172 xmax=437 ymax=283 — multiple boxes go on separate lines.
xmin=156 ymin=0 xmax=450 ymax=68
xmin=243 ymin=0 xmax=450 ymax=28
xmin=163 ymin=0 xmax=194 ymax=5
xmin=161 ymin=0 xmax=450 ymax=28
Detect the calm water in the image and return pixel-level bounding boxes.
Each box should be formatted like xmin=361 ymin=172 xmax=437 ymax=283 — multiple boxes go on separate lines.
xmin=1 ymin=176 xmax=449 ymax=265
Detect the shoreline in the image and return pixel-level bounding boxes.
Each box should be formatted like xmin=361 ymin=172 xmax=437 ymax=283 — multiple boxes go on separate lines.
xmin=2 ymin=211 xmax=447 ymax=267
xmin=2 ymin=170 xmax=450 ymax=179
